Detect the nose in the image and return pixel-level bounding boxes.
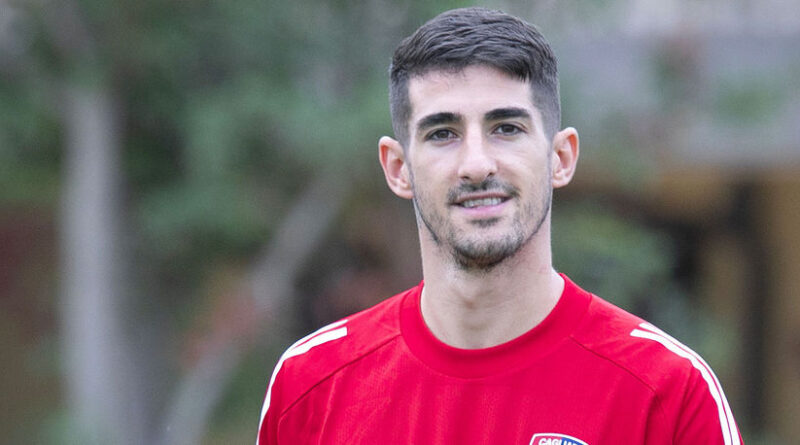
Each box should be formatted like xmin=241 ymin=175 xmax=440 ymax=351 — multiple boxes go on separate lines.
xmin=457 ymin=132 xmax=497 ymax=183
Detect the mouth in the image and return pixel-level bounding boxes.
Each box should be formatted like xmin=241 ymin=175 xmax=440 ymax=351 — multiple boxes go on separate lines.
xmin=459 ymin=197 xmax=506 ymax=208
xmin=452 ymin=194 xmax=510 ymax=209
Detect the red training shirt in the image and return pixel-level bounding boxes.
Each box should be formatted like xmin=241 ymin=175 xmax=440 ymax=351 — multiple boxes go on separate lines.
xmin=257 ymin=274 xmax=743 ymax=445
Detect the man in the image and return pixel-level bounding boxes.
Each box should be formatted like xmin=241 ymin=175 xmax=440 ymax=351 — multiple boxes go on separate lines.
xmin=257 ymin=7 xmax=743 ymax=445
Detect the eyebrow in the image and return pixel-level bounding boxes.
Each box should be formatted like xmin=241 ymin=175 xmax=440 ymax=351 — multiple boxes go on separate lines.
xmin=416 ymin=112 xmax=462 ymax=134
xmin=484 ymin=107 xmax=532 ymax=122
xmin=414 ymin=107 xmax=533 ymax=137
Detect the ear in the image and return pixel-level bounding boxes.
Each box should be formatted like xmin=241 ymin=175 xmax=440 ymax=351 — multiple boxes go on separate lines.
xmin=379 ymin=136 xmax=414 ymax=200
xmin=551 ymin=127 xmax=579 ymax=189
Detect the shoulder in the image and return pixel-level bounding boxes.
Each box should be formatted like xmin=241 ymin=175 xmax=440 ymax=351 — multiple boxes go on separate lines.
xmin=571 ymin=293 xmax=740 ymax=441
xmin=264 ymin=285 xmax=415 ymax=414
xmin=282 ymin=288 xmax=406 ymax=377
xmin=572 ymin=295 xmax=702 ymax=394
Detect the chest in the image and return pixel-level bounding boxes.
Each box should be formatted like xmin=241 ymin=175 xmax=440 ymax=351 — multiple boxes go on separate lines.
xmin=276 ymin=352 xmax=664 ymax=445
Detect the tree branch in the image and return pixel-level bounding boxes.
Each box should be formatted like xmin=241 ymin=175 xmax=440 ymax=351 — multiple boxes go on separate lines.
xmin=158 ymin=170 xmax=348 ymax=445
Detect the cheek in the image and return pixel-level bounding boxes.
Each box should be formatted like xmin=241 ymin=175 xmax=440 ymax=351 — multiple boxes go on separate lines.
xmin=500 ymin=157 xmax=540 ymax=178
xmin=411 ymin=159 xmax=450 ymax=186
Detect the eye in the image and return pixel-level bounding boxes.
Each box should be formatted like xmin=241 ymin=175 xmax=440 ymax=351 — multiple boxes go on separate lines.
xmin=427 ymin=128 xmax=457 ymax=141
xmin=493 ymin=124 xmax=522 ymax=136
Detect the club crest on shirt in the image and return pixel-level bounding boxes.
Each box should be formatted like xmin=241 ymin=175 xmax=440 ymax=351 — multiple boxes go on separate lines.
xmin=529 ymin=433 xmax=588 ymax=445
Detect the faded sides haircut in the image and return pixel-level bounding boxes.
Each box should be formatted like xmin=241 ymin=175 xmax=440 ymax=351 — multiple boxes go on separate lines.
xmin=389 ymin=7 xmax=560 ymax=147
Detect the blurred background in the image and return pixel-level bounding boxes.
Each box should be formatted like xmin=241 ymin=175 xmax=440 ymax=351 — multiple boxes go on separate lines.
xmin=1 ymin=0 xmax=798 ymax=443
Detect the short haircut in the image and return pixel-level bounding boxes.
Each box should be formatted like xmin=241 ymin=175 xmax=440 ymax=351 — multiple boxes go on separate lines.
xmin=389 ymin=7 xmax=560 ymax=146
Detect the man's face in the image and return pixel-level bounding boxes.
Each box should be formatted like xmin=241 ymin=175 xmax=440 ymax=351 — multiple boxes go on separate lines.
xmin=404 ymin=65 xmax=554 ymax=271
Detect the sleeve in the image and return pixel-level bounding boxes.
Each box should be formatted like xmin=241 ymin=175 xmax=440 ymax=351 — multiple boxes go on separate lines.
xmin=256 ymin=360 xmax=286 ymax=445
xmin=256 ymin=319 xmax=351 ymax=444
xmin=672 ymin=365 xmax=744 ymax=445
xmin=630 ymin=321 xmax=743 ymax=444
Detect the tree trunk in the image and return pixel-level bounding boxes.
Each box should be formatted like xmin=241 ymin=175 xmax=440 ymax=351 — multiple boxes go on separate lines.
xmin=60 ymin=83 xmax=143 ymax=444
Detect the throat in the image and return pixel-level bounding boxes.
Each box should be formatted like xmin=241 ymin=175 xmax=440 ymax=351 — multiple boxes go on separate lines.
xmin=419 ymin=271 xmax=563 ymax=349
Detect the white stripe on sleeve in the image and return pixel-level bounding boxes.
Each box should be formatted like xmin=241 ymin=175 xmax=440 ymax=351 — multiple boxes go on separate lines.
xmin=630 ymin=322 xmax=739 ymax=445
xmin=257 ymin=320 xmax=348 ymax=444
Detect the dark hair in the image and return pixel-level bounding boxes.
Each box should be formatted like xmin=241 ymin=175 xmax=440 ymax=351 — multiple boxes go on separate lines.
xmin=389 ymin=7 xmax=560 ymax=146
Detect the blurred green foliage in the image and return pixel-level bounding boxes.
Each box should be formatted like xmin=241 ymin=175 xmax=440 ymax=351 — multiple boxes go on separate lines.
xmin=713 ymin=77 xmax=786 ymax=125
xmin=553 ymin=199 xmax=675 ymax=311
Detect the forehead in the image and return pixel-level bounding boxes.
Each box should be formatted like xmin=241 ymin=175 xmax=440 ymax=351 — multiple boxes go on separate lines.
xmin=407 ymin=65 xmax=539 ymax=125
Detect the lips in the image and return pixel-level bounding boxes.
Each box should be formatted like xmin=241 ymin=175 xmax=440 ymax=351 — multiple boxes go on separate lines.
xmin=452 ymin=193 xmax=510 ymax=208
xmin=460 ymin=197 xmax=504 ymax=208
xmin=447 ymin=179 xmax=517 ymax=210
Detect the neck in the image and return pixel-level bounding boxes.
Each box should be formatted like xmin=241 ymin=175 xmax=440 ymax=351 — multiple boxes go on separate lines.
xmin=418 ymin=226 xmax=564 ymax=349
